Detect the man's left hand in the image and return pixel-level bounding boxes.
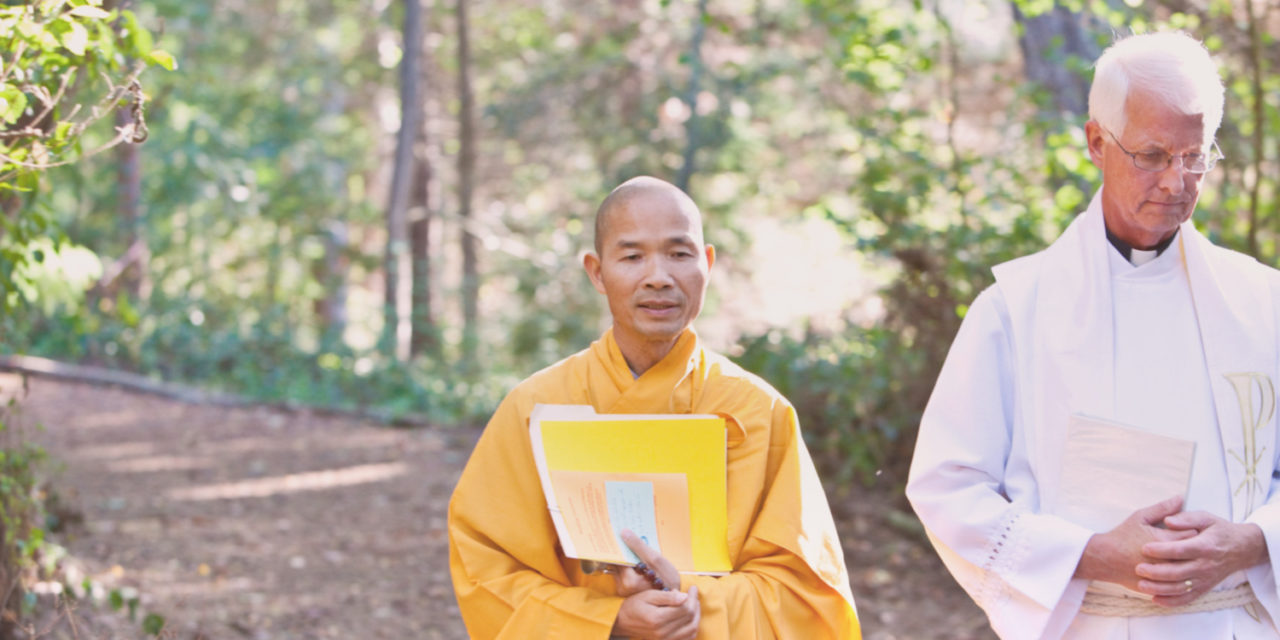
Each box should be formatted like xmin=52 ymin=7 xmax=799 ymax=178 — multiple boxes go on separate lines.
xmin=1135 ymin=511 xmax=1269 ymax=607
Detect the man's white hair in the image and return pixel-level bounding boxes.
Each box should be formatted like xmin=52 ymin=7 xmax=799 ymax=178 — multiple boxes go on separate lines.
xmin=1088 ymin=31 xmax=1224 ymax=144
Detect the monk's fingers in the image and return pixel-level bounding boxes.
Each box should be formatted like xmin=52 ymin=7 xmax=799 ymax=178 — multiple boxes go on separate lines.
xmin=654 ymin=585 xmax=699 ymax=640
xmin=639 ymin=588 xmax=688 ymax=607
xmin=621 ymin=529 xmax=662 ymax=565
xmin=665 ymin=603 xmax=700 ymax=640
xmin=648 ymin=555 xmax=682 ymax=592
xmin=615 ymin=590 xmax=691 ymax=639
xmin=614 ymin=566 xmax=651 ymax=597
xmin=621 ymin=529 xmax=681 ymax=591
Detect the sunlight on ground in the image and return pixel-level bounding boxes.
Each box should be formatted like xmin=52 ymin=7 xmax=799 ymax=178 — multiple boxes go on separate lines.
xmin=69 ymin=407 xmax=164 ymax=430
xmin=167 ymin=462 xmax=409 ymax=501
xmin=106 ymin=455 xmax=215 ymax=473
xmin=195 ymin=430 xmax=414 ymax=456
xmin=0 ymin=372 xmax=24 ymax=403
xmin=66 ymin=441 xmax=157 ymax=461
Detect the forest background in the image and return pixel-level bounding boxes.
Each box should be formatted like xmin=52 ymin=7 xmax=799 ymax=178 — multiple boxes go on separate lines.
xmin=1 ymin=0 xmax=1278 ymax=634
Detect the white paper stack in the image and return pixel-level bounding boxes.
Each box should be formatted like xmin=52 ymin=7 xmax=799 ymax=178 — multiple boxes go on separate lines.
xmin=1055 ymin=414 xmax=1196 ymax=532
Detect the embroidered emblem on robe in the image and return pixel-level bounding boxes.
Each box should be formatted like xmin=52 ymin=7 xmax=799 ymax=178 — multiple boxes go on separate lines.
xmin=1224 ymin=372 xmax=1276 ymax=516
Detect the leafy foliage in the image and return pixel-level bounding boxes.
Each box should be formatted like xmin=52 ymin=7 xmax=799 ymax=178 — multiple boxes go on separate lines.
xmin=0 ymin=0 xmax=171 ymax=312
xmin=1 ymin=391 xmax=46 ymax=635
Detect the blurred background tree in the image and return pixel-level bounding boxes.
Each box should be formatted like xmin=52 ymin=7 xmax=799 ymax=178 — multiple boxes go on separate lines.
xmin=4 ymin=0 xmax=1278 ymax=494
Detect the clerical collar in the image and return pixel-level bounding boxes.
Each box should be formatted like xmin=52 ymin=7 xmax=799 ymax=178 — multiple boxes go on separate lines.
xmin=1105 ymin=225 xmax=1177 ymax=266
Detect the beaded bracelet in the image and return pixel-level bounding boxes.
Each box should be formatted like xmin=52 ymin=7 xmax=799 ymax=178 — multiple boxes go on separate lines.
xmin=634 ymin=561 xmax=671 ymax=591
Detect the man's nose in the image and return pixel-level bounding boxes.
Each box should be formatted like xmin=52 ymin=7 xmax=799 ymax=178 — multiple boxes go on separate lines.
xmin=642 ymin=259 xmax=674 ymax=287
xmin=1156 ymin=161 xmax=1188 ymax=194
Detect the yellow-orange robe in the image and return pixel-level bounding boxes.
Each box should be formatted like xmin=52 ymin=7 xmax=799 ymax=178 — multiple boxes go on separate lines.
xmin=448 ymin=328 xmax=861 ymax=639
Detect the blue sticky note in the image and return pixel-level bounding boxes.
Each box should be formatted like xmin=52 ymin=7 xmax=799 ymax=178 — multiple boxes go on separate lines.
xmin=605 ymin=481 xmax=661 ymax=564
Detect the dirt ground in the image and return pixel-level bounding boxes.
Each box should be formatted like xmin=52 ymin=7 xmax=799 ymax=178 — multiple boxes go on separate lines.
xmin=1 ymin=372 xmax=992 ymax=639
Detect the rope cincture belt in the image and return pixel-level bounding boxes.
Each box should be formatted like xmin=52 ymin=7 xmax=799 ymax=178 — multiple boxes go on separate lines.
xmin=1080 ymin=583 xmax=1259 ymax=617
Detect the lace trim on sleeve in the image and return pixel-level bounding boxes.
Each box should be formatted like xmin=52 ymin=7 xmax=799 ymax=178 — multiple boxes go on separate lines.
xmin=975 ymin=506 xmax=1029 ymax=612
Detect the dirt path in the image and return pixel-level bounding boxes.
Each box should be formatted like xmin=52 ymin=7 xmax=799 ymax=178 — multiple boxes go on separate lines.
xmin=2 ymin=373 xmax=991 ymax=639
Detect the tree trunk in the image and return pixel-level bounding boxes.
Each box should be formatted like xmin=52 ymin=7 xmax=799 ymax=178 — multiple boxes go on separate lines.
xmin=111 ymin=0 xmax=147 ymax=302
xmin=1011 ymin=1 xmax=1100 ymax=118
xmin=114 ymin=108 xmax=145 ymax=300
xmin=410 ymin=131 xmax=436 ymax=358
xmin=384 ymin=0 xmax=424 ymax=359
xmin=408 ymin=2 xmax=436 ymax=360
xmin=675 ymin=0 xmax=709 ymax=194
xmin=456 ymin=0 xmax=479 ymax=367
xmin=316 ymin=219 xmax=349 ymax=345
xmin=931 ymin=0 xmax=969 ymax=226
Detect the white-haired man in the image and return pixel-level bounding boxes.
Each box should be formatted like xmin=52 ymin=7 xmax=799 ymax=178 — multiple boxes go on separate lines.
xmin=908 ymin=32 xmax=1280 ymax=638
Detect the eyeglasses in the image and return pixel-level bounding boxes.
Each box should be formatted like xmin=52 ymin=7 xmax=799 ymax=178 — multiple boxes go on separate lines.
xmin=1105 ymin=128 xmax=1223 ymax=174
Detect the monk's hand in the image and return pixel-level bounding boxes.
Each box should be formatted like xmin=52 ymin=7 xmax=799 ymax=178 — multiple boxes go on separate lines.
xmin=1074 ymin=496 xmax=1194 ymax=590
xmin=613 ymin=585 xmax=700 ymax=640
xmin=616 ymin=529 xmax=682 ymax=596
xmin=1134 ymin=511 xmax=1268 ymax=607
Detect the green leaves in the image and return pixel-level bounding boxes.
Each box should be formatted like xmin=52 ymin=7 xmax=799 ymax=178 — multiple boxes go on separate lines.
xmin=146 ymin=49 xmax=177 ymax=71
xmin=67 ymin=5 xmax=112 ymax=20
xmin=0 ymin=0 xmax=169 ymax=315
xmin=59 ymin=19 xmax=90 ymax=56
xmin=0 ymin=86 xmax=29 ymax=124
xmin=143 ymin=613 xmax=167 ymax=635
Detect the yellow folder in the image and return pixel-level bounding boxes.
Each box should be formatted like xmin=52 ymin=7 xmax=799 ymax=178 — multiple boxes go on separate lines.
xmin=529 ymin=403 xmax=731 ymax=575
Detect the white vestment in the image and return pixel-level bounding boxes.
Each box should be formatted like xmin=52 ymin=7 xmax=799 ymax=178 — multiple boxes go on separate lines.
xmin=907 ymin=189 xmax=1280 ymax=639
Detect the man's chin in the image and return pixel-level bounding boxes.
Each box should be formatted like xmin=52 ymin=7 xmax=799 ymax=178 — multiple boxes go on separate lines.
xmin=634 ymin=323 xmax=688 ymax=344
xmin=1140 ymin=204 xmax=1194 ymax=222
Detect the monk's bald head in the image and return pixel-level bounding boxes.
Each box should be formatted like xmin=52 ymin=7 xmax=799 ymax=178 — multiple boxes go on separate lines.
xmin=593 ymin=176 xmax=703 ymax=255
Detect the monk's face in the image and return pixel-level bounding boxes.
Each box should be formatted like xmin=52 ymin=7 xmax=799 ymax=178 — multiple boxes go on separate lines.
xmin=1087 ymin=91 xmax=1208 ymax=249
xmin=584 ymin=191 xmax=715 ymax=360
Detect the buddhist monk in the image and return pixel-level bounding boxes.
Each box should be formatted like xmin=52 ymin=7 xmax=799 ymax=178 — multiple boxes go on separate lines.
xmin=448 ymin=176 xmax=861 ymax=639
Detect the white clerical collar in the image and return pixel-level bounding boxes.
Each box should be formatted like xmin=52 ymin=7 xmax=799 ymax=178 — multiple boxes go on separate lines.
xmin=1105 ymin=225 xmax=1178 ymax=267
xmin=1130 ymin=247 xmax=1159 ymax=266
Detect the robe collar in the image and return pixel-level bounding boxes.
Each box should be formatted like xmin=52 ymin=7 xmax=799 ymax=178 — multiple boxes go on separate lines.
xmin=588 ymin=327 xmax=747 ymax=447
xmin=593 ymin=328 xmax=699 ymax=415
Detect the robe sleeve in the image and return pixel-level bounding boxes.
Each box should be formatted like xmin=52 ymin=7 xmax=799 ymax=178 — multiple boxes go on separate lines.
xmin=906 ymin=287 xmax=1095 ymax=640
xmin=448 ymin=393 xmax=624 ymax=640
xmin=1243 ymin=270 xmax=1280 ymax=622
xmin=1244 ymin=485 xmax=1280 ymax=621
xmin=680 ymin=401 xmax=861 ymax=640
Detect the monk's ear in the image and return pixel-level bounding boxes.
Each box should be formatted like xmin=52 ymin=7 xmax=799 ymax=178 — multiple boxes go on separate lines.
xmin=583 ymin=251 xmax=607 ymax=294
xmin=1085 ymin=120 xmax=1106 ymax=169
xmin=703 ymin=244 xmax=715 ymax=271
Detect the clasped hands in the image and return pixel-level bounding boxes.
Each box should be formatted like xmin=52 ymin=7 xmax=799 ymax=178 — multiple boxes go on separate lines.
xmin=1076 ymin=495 xmax=1268 ymax=607
xmin=610 ymin=529 xmax=700 ymax=640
